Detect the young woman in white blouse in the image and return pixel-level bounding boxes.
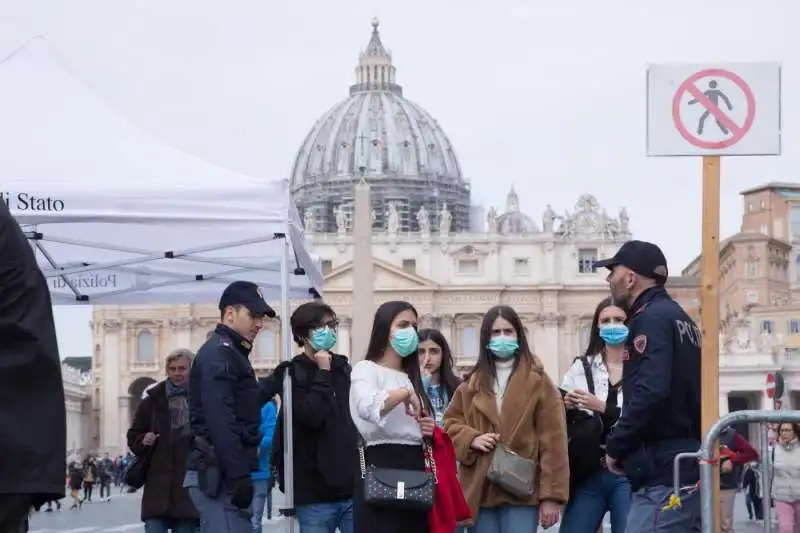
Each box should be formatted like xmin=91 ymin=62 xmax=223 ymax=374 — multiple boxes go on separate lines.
xmin=349 ymin=300 xmax=436 ymax=533
xmin=559 ymin=297 xmax=630 ymax=533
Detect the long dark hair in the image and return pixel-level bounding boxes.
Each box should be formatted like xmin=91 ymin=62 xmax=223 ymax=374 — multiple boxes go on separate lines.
xmin=471 ymin=305 xmax=538 ymax=394
xmin=418 ymin=328 xmax=461 ymax=399
xmin=364 ymin=301 xmax=433 ymax=416
xmin=583 ymin=296 xmax=620 ymax=363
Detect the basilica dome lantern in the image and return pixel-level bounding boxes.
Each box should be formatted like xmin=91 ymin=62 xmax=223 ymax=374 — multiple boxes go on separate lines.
xmin=290 ymin=19 xmax=471 ymax=234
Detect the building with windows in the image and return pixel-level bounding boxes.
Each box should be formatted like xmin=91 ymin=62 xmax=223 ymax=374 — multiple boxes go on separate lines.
xmin=680 ymin=182 xmax=800 ymax=441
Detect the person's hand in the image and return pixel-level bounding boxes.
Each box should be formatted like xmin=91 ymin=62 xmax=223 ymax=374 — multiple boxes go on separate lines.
xmin=563 ymin=391 xmax=579 ymax=410
xmin=231 ymin=477 xmax=254 ymax=509
xmin=314 ymin=350 xmax=332 ymax=370
xmin=571 ymin=390 xmax=605 ymax=413
xmin=142 ymin=432 xmax=158 ymax=446
xmin=403 ymin=390 xmax=422 ymax=419
xmin=470 ymin=433 xmax=500 ymax=452
xmin=539 ymin=500 xmax=562 ymax=529
xmin=418 ymin=416 xmax=435 ymax=437
xmin=721 ymin=459 xmax=733 ymax=473
xmin=605 ymin=454 xmax=624 ymax=476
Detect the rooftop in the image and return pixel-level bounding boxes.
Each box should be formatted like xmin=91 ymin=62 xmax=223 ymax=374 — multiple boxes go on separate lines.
xmin=740 ymin=182 xmax=800 ymax=196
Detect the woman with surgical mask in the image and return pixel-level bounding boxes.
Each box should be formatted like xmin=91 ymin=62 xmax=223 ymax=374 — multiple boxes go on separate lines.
xmin=559 ymin=297 xmax=630 ymax=533
xmin=349 ymin=301 xmax=436 ymax=533
xmin=443 ymin=305 xmax=569 ymax=532
xmin=418 ymin=328 xmax=462 ymax=428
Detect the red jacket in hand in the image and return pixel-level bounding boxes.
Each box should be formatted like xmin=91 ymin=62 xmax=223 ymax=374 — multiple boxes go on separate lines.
xmin=428 ymin=426 xmax=471 ymax=533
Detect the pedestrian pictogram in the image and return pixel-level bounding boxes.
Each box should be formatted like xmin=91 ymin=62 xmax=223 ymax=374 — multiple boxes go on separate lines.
xmin=646 ymin=62 xmax=781 ymax=156
xmin=671 ymin=69 xmax=756 ymax=150
xmin=690 ymin=80 xmax=732 ymax=135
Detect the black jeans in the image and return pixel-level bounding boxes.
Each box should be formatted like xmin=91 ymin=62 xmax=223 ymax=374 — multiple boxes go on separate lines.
xmin=746 ymin=494 xmax=764 ymax=520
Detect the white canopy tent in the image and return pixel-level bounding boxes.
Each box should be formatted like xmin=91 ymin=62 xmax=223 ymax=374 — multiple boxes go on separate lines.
xmin=0 ymin=36 xmax=323 ymax=302
xmin=0 ymin=37 xmax=318 ymax=531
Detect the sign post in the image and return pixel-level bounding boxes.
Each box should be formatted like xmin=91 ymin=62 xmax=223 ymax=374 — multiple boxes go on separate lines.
xmin=647 ymin=62 xmax=781 ymax=533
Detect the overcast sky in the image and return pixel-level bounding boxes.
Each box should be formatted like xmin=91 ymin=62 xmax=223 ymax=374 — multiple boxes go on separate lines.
xmin=2 ymin=0 xmax=796 ymax=359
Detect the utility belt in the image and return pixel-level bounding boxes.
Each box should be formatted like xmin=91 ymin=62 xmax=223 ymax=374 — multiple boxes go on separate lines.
xmin=188 ymin=436 xmax=222 ymax=498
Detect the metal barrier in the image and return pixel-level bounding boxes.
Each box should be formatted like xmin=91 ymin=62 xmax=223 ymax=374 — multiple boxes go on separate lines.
xmin=672 ymin=410 xmax=800 ymax=533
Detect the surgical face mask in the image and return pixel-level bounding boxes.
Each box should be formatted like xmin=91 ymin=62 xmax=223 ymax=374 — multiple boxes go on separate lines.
xmin=390 ymin=327 xmax=419 ymax=358
xmin=599 ymin=324 xmax=629 ymax=346
xmin=310 ymin=327 xmax=337 ymax=351
xmin=488 ymin=335 xmax=519 ymax=359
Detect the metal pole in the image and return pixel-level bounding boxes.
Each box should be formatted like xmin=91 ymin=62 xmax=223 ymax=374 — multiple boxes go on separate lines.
xmin=279 ymin=237 xmax=297 ymax=533
xmin=698 ymin=411 xmax=800 ymax=533
xmin=761 ymin=423 xmax=772 ymax=533
xmin=673 ymin=452 xmax=701 ymax=498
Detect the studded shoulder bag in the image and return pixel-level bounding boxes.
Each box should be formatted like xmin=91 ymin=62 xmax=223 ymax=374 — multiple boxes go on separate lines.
xmin=359 ymin=439 xmax=437 ymax=511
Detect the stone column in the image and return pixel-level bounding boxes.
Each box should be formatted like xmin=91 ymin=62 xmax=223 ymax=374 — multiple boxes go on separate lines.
xmin=439 ymin=315 xmax=454 ymax=347
xmin=337 ymin=317 xmax=352 ymax=356
xmin=350 ymin=180 xmax=374 ymax=362
xmin=118 ymin=396 xmax=130 ymax=455
xmin=170 ymin=318 xmax=193 ymax=349
xmin=719 ymin=393 xmax=730 ymax=416
xmin=100 ymin=319 xmax=123 ymax=452
xmin=537 ymin=313 xmax=562 ymax=378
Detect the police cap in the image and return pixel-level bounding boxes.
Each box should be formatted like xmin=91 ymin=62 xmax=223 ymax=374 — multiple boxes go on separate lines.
xmin=218 ymin=281 xmax=276 ymax=318
xmin=594 ymin=240 xmax=669 ymax=285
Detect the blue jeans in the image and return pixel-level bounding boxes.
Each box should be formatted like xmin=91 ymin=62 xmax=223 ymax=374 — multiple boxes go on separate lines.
xmin=472 ymin=506 xmax=539 ymax=533
xmin=559 ymin=469 xmax=631 ymax=533
xmin=144 ymin=517 xmax=199 ymax=533
xmin=251 ymin=479 xmax=273 ymax=533
xmin=296 ymin=500 xmax=354 ymax=533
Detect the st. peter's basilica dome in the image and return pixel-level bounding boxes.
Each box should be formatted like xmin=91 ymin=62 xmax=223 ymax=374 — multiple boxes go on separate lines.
xmin=290 ymin=19 xmax=471 ymax=234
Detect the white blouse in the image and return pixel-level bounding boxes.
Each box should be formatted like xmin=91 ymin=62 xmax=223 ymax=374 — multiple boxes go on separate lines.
xmin=561 ymin=355 xmax=623 ymax=414
xmin=349 ymin=360 xmax=423 ymax=447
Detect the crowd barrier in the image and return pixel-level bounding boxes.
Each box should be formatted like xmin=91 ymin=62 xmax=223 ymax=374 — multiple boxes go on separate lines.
xmin=671 ymin=409 xmax=800 ymax=533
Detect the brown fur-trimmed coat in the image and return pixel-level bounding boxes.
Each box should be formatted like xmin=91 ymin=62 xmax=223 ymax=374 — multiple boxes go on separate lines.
xmin=443 ymin=357 xmax=569 ymax=522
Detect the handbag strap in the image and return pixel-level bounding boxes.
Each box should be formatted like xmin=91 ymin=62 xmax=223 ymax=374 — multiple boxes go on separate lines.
xmin=358 ymin=438 xmax=438 ymax=484
xmin=581 ymin=357 xmax=596 ymax=396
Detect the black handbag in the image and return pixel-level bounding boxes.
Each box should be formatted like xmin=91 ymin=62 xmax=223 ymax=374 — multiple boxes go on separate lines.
xmin=359 ymin=440 xmax=437 ymax=511
xmin=124 ymin=411 xmax=157 ymax=489
xmin=566 ymin=357 xmax=604 ymax=490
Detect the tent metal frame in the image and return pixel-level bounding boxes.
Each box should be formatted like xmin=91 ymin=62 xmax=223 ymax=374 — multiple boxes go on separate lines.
xmin=24 ymin=228 xmax=315 ymax=303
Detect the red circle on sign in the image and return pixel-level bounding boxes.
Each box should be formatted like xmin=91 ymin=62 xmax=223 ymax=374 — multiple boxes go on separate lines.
xmin=767 ymin=372 xmax=776 ymax=398
xmin=671 ymin=68 xmax=756 ymax=150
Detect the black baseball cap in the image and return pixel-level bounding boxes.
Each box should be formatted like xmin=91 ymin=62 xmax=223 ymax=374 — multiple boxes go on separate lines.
xmin=594 ymin=240 xmax=669 ymax=285
xmin=218 ymin=281 xmax=276 ymax=318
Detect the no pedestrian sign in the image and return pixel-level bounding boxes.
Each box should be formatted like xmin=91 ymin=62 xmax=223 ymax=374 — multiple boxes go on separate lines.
xmin=646 ymin=63 xmax=781 ymax=157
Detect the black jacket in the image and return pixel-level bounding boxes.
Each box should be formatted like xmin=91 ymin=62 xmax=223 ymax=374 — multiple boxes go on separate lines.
xmin=188 ymin=324 xmax=261 ymax=483
xmin=0 ymin=201 xmax=66 ymax=503
xmin=271 ymin=353 xmax=359 ymax=505
xmin=606 ymin=286 xmax=701 ymax=489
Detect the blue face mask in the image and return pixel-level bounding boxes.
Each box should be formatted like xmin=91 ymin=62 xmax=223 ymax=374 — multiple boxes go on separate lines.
xmin=310 ymin=327 xmax=337 ymax=351
xmin=599 ymin=324 xmax=629 ymax=346
xmin=488 ymin=336 xmax=519 ymax=359
xmin=390 ymin=327 xmax=419 ymax=358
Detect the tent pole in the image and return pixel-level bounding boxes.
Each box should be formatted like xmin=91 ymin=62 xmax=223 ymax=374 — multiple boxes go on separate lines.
xmin=279 ymin=236 xmax=297 ymax=533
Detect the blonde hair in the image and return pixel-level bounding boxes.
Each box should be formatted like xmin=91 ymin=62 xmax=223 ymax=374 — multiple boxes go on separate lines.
xmin=165 ymin=348 xmax=194 ymax=370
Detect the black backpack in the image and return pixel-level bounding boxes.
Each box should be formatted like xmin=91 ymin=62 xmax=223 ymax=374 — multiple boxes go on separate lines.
xmin=566 ymin=357 xmax=604 ymax=491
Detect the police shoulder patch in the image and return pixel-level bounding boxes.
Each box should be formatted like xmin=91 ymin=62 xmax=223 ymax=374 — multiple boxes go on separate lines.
xmin=633 ymin=334 xmax=647 ymax=354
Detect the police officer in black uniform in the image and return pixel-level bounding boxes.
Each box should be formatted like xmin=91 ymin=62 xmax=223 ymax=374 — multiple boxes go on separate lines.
xmin=185 ymin=281 xmax=276 ymax=533
xmin=595 ymin=240 xmax=702 ymax=532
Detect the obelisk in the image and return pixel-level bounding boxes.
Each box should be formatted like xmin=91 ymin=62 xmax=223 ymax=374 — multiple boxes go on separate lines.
xmin=349 ymin=178 xmax=374 ymax=361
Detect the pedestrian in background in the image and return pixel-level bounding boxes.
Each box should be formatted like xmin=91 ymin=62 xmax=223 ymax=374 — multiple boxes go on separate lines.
xmin=251 ymin=395 xmax=278 ymax=532
xmin=128 ymin=348 xmax=199 ymax=533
